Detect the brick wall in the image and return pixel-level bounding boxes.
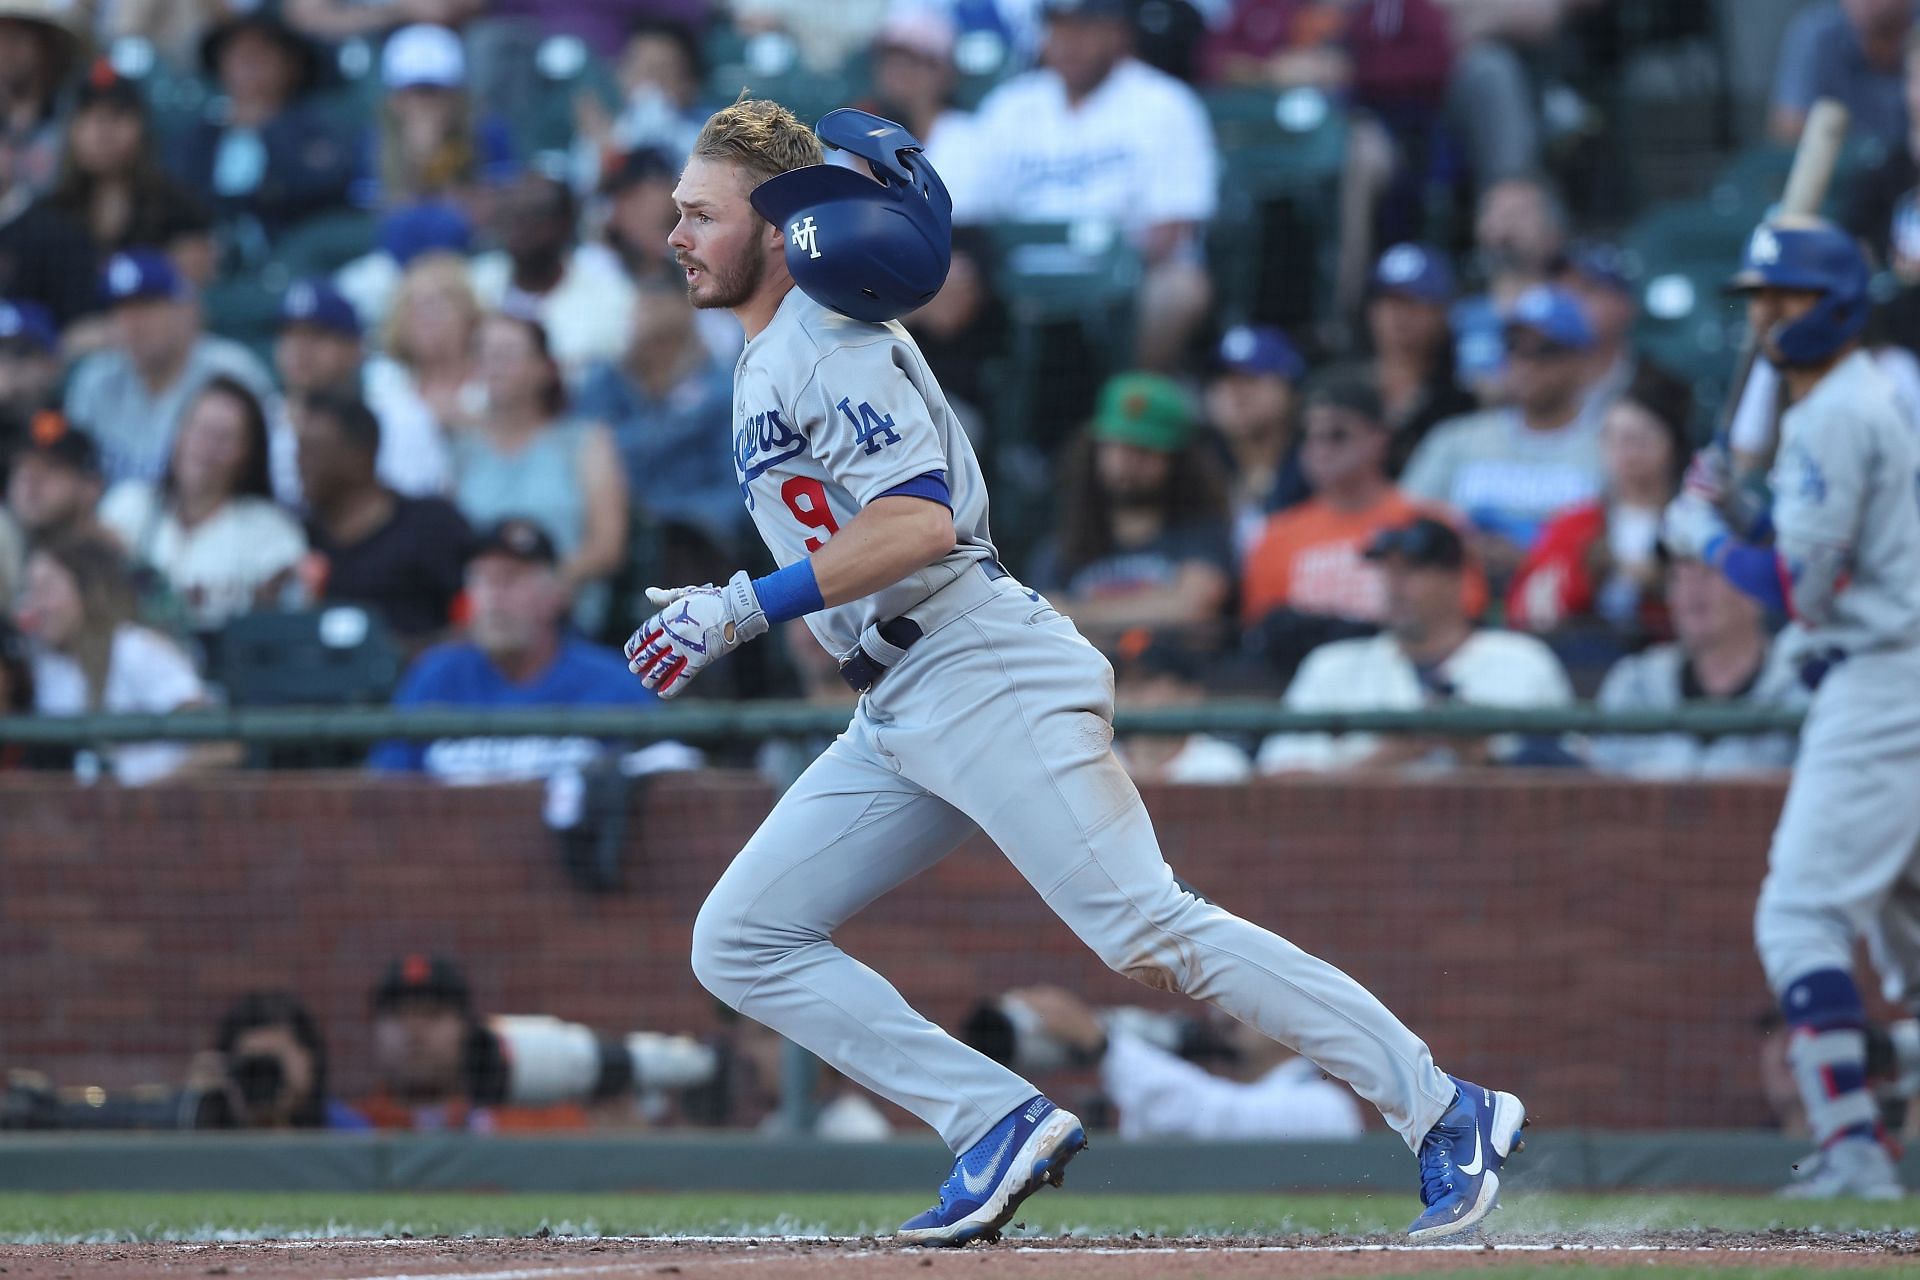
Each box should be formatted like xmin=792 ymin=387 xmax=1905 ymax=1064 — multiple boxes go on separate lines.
xmin=2 ymin=772 xmax=1789 ymax=1129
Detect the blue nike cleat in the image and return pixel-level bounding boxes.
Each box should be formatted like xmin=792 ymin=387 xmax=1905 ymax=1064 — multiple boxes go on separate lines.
xmin=896 ymin=1095 xmax=1087 ymax=1246
xmin=1407 ymin=1076 xmax=1529 ymax=1242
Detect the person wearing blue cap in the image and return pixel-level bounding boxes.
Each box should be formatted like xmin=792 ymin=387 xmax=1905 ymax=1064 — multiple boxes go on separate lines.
xmin=1400 ymin=284 xmax=1610 ymax=582
xmin=271 ymin=277 xmax=449 ymax=505
xmin=1203 ymin=324 xmax=1309 ymax=559
xmin=1365 ymin=243 xmax=1476 ymax=475
xmin=63 ymin=250 xmax=274 ymax=488
xmin=1557 ymin=240 xmax=1643 ymax=421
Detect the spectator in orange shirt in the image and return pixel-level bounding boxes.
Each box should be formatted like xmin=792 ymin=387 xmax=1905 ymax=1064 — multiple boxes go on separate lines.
xmin=1242 ymin=367 xmax=1483 ymax=679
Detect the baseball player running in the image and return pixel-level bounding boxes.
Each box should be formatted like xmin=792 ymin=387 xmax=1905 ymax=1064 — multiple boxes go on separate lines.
xmin=625 ymin=99 xmax=1525 ymax=1244
xmin=1664 ymin=217 xmax=1920 ymax=1198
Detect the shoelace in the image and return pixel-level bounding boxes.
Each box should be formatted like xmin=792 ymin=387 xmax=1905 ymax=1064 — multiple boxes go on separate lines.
xmin=1416 ymin=1124 xmax=1462 ymax=1207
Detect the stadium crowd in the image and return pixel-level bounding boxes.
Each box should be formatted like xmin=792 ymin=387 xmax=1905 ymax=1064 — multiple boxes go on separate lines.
xmin=0 ymin=0 xmax=1903 ymax=787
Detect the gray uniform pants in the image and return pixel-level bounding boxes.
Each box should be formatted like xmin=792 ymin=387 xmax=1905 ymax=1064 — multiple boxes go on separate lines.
xmin=1758 ymin=643 xmax=1920 ymax=997
xmin=692 ymin=579 xmax=1455 ymax=1153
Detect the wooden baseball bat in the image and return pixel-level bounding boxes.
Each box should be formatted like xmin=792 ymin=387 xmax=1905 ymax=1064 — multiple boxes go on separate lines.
xmin=1713 ymin=97 xmax=1851 ymax=452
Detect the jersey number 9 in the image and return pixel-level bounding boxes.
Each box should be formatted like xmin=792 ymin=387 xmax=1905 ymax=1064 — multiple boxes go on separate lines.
xmin=782 ymin=476 xmax=841 ymax=552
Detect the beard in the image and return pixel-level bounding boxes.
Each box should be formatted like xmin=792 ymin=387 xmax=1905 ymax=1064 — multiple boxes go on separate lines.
xmin=683 ymin=247 xmax=766 ymax=310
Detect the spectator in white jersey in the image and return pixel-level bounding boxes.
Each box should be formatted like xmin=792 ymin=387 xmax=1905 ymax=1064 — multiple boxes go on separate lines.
xmin=953 ymin=0 xmax=1218 ymax=372
xmin=1588 ymin=555 xmax=1807 ymax=779
xmin=1257 ymin=515 xmax=1572 ymax=774
xmin=1401 ymin=284 xmax=1607 ymax=586
xmin=970 ymin=985 xmax=1364 ymax=1142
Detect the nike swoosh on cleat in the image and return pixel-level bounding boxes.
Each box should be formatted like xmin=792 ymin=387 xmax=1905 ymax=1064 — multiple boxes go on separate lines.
xmin=1457 ymin=1126 xmax=1485 ymax=1177
xmin=960 ymin=1128 xmax=1019 ymax=1196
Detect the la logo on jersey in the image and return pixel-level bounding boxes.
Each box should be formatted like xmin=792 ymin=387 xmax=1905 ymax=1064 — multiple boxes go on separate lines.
xmin=791 ymin=216 xmax=821 ymax=260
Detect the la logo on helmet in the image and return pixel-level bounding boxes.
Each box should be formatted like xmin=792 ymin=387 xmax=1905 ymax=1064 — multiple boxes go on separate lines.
xmin=790 ymin=216 xmax=822 ymax=260
xmin=1749 ymin=227 xmax=1781 ymax=265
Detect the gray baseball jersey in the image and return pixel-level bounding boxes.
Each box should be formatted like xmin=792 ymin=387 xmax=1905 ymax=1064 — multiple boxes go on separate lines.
xmin=1755 ymin=350 xmax=1920 ymax=1017
xmin=731 ymin=288 xmax=996 ymax=658
xmin=1769 ymin=351 xmax=1920 ymax=658
xmin=696 ymin=280 xmax=1464 ymax=1161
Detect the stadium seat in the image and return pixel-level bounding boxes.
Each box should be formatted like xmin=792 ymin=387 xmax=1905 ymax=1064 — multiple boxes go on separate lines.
xmin=704 ymin=32 xmax=867 ymax=126
xmin=1204 ymin=89 xmax=1348 ymax=330
xmin=272 ymin=210 xmax=378 ymax=278
xmin=1622 ymin=200 xmax=1752 ymax=273
xmin=216 ymin=606 xmax=403 ymax=708
xmin=1632 ymin=263 xmax=1742 ymax=439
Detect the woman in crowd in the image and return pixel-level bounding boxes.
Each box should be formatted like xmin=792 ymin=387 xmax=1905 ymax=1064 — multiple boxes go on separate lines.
xmin=11 ymin=533 xmax=220 ymax=785
xmin=47 ymin=62 xmax=214 ymax=272
xmin=361 ymin=23 xmax=516 ymax=213
xmin=1506 ymin=366 xmax=1691 ymax=642
xmin=99 ymin=376 xmax=308 ymax=636
xmin=449 ymin=311 xmax=626 ymax=629
xmin=369 ymin=251 xmax=485 ymax=440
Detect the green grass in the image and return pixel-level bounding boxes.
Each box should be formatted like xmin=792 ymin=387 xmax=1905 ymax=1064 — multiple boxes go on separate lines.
xmin=1 ymin=1191 xmax=1919 ymax=1244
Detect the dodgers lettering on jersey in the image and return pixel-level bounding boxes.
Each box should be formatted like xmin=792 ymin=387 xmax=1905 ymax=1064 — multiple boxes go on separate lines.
xmin=1770 ymin=351 xmax=1920 ymax=657
xmin=731 ymin=288 xmax=998 ymax=659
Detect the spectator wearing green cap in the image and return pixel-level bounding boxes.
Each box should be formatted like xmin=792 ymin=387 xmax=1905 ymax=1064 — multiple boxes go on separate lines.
xmin=1039 ymin=372 xmax=1234 ymax=654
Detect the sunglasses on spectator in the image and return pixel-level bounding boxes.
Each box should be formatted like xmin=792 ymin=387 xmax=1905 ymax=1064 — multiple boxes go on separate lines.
xmin=1304 ymin=427 xmax=1357 ymax=447
xmin=1505 ymin=337 xmax=1575 ymax=361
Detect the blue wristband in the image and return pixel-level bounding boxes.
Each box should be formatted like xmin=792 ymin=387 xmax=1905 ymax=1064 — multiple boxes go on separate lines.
xmin=751 ymin=558 xmax=825 ymax=624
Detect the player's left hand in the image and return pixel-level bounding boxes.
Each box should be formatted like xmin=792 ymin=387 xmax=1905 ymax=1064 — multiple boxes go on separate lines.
xmin=624 ymin=570 xmax=769 ymax=697
xmin=1658 ymin=492 xmax=1731 ymax=563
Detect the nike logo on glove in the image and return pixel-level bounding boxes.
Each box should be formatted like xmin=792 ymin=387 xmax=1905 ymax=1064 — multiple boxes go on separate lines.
xmin=960 ymin=1128 xmax=1018 ymax=1196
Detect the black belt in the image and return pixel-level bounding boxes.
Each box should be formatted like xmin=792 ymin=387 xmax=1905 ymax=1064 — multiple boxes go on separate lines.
xmin=839 ymin=559 xmax=1008 ymax=694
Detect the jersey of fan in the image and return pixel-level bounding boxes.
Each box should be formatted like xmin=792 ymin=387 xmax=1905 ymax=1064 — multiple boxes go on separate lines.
xmin=1768 ymin=350 xmax=1920 ymax=657
xmin=731 ymin=287 xmax=997 ymax=658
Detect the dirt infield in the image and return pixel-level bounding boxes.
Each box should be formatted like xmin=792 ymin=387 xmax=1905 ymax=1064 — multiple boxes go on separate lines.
xmin=5 ymin=1233 xmax=1920 ymax=1279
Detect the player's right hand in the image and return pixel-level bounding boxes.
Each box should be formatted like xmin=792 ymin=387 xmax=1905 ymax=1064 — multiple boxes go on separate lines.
xmin=624 ymin=570 xmax=769 ymax=698
xmin=1682 ymin=444 xmax=1731 ymax=506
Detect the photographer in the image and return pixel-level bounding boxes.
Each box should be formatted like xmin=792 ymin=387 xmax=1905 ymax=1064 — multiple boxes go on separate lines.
xmin=357 ymin=954 xmax=716 ymax=1132
xmin=186 ymin=992 xmax=368 ymax=1130
xmin=967 ymin=986 xmax=1363 ymax=1142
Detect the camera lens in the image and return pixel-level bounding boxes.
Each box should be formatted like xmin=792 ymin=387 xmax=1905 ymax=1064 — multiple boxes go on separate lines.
xmin=230 ymin=1054 xmax=285 ymax=1108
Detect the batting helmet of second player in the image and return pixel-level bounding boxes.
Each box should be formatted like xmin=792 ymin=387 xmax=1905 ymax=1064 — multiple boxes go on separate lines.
xmin=749 ymin=108 xmax=953 ymax=324
xmin=1725 ymin=218 xmax=1870 ymax=366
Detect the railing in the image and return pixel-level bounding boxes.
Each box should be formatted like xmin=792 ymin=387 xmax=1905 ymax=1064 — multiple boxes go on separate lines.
xmin=0 ymin=701 xmax=1807 ymax=746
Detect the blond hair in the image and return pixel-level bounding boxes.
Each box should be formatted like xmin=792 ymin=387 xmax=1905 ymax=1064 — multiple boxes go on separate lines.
xmin=382 ymin=251 xmax=482 ymax=370
xmin=691 ymin=97 xmax=823 ymax=192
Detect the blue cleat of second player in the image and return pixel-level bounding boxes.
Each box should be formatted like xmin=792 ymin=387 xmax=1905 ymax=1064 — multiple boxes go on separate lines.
xmin=896 ymin=1095 xmax=1088 ymax=1246
xmin=1407 ymin=1076 xmax=1529 ymax=1242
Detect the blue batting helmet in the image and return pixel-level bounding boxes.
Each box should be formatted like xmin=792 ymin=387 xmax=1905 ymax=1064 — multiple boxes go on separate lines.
xmin=1725 ymin=219 xmax=1870 ymax=365
xmin=749 ymin=108 xmax=953 ymax=324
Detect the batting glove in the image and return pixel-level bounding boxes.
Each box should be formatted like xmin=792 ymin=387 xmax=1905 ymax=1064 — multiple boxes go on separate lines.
xmin=1658 ymin=492 xmax=1731 ymax=563
xmin=624 ymin=570 xmax=769 ymax=698
xmin=1681 ymin=444 xmax=1731 ymax=505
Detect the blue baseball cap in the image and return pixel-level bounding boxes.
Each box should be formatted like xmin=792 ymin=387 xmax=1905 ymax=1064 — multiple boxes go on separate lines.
xmin=380 ymin=200 xmax=472 ymax=266
xmin=1370 ymin=243 xmax=1454 ymax=304
xmin=0 ymin=299 xmax=57 ymax=353
xmin=1502 ymin=284 xmax=1595 ymax=352
xmin=278 ymin=278 xmax=361 ymax=337
xmin=1563 ymin=239 xmax=1635 ymax=295
xmin=1215 ymin=324 xmax=1305 ymax=381
xmin=101 ymin=250 xmax=187 ymax=305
